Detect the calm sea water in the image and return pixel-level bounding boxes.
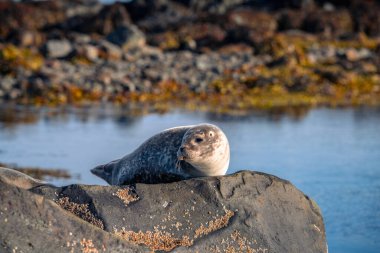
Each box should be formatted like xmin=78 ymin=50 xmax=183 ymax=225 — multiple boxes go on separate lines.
xmin=0 ymin=106 xmax=379 ymax=253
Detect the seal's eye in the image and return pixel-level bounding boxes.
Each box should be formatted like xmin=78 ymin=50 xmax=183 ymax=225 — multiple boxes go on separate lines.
xmin=195 ymin=138 xmax=203 ymax=143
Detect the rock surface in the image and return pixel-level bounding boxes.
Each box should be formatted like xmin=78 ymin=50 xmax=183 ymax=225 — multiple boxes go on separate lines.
xmin=0 ymin=168 xmax=327 ymax=253
xmin=106 ymin=25 xmax=146 ymax=49
xmin=44 ymin=39 xmax=73 ymax=58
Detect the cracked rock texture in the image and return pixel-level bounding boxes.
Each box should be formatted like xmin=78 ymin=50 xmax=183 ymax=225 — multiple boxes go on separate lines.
xmin=0 ymin=168 xmax=327 ymax=252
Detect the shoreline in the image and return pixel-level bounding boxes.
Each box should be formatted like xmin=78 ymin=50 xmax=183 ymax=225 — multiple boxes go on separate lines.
xmin=0 ymin=1 xmax=379 ymax=112
xmin=1 ymin=37 xmax=379 ymax=112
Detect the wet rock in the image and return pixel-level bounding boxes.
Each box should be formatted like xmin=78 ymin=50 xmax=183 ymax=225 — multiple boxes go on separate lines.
xmin=140 ymin=3 xmax=195 ymax=35
xmin=106 ymin=25 xmax=146 ymax=50
xmin=0 ymin=1 xmax=65 ymax=39
xmin=0 ymin=168 xmax=327 ymax=253
xmin=268 ymin=0 xmax=316 ymax=10
xmin=69 ymin=32 xmax=92 ymax=44
xmin=217 ymin=43 xmax=254 ymax=55
xmin=25 ymin=74 xmax=50 ymax=97
xmin=125 ymin=0 xmax=193 ymax=32
xmin=0 ymin=76 xmax=16 ymax=92
xmin=307 ymin=45 xmax=337 ymax=64
xmin=65 ymin=3 xmax=131 ymax=35
xmin=147 ymin=31 xmax=181 ymax=50
xmin=359 ymin=62 xmax=378 ymax=74
xmin=64 ymin=0 xmax=101 ymax=19
xmin=43 ymin=39 xmax=73 ymax=59
xmin=142 ymin=68 xmax=164 ymax=83
xmin=287 ymin=75 xmax=313 ymax=92
xmin=323 ymin=2 xmax=335 ymax=12
xmin=124 ymin=0 xmax=171 ymax=22
xmin=83 ymin=44 xmax=99 ymax=61
xmin=185 ymin=0 xmax=246 ymax=14
xmin=11 ymin=29 xmax=45 ymax=47
xmin=350 ymin=0 xmax=380 ymax=37
xmin=74 ymin=43 xmax=99 ymax=61
xmin=176 ymin=23 xmax=227 ymax=49
xmin=277 ymin=9 xmax=306 ymax=31
xmin=344 ymin=48 xmax=372 ymax=61
xmin=227 ymin=9 xmax=278 ymax=32
xmin=226 ymin=9 xmax=278 ymax=45
xmin=8 ymin=88 xmax=21 ymax=100
xmin=314 ymin=68 xmax=346 ymax=84
xmin=94 ymin=3 xmax=131 ymax=35
xmin=98 ymin=40 xmax=123 ymax=60
xmin=302 ymin=8 xmax=353 ymax=37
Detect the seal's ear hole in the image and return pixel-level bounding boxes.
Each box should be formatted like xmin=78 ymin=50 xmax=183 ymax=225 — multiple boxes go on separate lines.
xmin=195 ymin=137 xmax=204 ymax=143
xmin=209 ymin=132 xmax=214 ymax=137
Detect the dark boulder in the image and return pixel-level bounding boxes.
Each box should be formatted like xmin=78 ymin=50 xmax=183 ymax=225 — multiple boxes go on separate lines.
xmin=98 ymin=39 xmax=123 ymax=60
xmin=277 ymin=9 xmax=307 ymax=31
xmin=182 ymin=0 xmax=246 ymax=14
xmin=225 ymin=9 xmax=278 ymax=45
xmin=124 ymin=0 xmax=170 ymax=22
xmin=106 ymin=25 xmax=146 ymax=50
xmin=302 ymin=8 xmax=353 ymax=37
xmin=136 ymin=2 xmax=194 ymax=34
xmin=0 ymin=167 xmax=327 ymax=252
xmin=63 ymin=3 xmax=131 ymax=35
xmin=0 ymin=1 xmax=65 ymax=39
xmin=350 ymin=0 xmax=380 ymax=36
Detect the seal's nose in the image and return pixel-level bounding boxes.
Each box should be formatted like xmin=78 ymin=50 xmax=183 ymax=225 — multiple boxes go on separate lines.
xmin=177 ymin=147 xmax=186 ymax=160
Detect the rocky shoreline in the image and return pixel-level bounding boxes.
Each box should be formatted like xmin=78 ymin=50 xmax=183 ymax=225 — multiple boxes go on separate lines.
xmin=0 ymin=167 xmax=327 ymax=252
xmin=0 ymin=0 xmax=379 ymax=113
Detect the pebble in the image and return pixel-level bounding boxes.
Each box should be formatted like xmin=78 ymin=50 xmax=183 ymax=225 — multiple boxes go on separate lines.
xmin=44 ymin=39 xmax=73 ymax=58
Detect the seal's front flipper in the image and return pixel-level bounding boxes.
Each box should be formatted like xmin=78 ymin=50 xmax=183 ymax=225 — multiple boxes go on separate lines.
xmin=91 ymin=160 xmax=119 ymax=184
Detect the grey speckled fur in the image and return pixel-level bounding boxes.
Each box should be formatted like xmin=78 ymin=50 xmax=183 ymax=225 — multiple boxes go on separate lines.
xmin=91 ymin=124 xmax=230 ymax=185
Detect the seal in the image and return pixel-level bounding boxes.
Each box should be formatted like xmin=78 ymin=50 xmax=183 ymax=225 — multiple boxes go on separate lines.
xmin=91 ymin=123 xmax=230 ymax=185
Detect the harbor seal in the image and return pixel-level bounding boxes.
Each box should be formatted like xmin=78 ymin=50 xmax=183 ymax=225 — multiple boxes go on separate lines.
xmin=91 ymin=123 xmax=230 ymax=185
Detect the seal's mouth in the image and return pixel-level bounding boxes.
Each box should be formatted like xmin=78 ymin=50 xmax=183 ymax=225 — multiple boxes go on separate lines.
xmin=176 ymin=147 xmax=188 ymax=169
xmin=176 ymin=154 xmax=185 ymax=169
xmin=177 ymin=154 xmax=186 ymax=161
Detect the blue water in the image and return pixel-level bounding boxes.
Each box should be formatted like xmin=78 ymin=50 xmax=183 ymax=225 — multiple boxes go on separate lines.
xmin=0 ymin=107 xmax=379 ymax=253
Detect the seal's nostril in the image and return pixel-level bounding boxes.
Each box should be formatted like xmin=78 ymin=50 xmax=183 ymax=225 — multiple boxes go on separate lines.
xmin=195 ymin=138 xmax=203 ymax=143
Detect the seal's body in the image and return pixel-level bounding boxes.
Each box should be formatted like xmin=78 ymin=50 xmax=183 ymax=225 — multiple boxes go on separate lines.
xmin=91 ymin=124 xmax=230 ymax=185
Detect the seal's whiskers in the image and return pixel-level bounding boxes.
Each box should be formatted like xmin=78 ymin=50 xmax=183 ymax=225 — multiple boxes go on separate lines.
xmin=176 ymin=160 xmax=182 ymax=170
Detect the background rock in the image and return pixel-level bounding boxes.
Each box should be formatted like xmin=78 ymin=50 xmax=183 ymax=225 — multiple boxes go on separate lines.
xmin=64 ymin=3 xmax=131 ymax=35
xmin=0 ymin=0 xmax=379 ymax=109
xmin=43 ymin=39 xmax=73 ymax=59
xmin=301 ymin=8 xmax=353 ymax=37
xmin=106 ymin=25 xmax=146 ymax=50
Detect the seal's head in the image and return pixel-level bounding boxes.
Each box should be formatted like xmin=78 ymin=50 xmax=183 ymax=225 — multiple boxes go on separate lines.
xmin=176 ymin=124 xmax=230 ymax=177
